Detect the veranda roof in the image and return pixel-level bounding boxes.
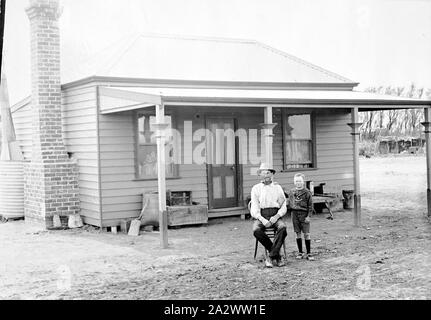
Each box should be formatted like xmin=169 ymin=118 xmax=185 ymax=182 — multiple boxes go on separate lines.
xmin=98 ymin=86 xmax=431 ymax=114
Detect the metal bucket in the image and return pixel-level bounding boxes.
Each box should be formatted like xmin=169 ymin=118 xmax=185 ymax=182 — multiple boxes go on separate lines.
xmin=0 ymin=161 xmax=25 ymax=219
xmin=342 ymin=189 xmax=354 ymax=210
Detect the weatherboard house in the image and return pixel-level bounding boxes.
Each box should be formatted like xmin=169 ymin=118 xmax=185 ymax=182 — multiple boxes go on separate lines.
xmin=3 ymin=0 xmax=431 ymax=231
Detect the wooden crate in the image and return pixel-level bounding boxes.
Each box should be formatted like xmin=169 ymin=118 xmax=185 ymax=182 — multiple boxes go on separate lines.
xmin=167 ymin=205 xmax=208 ymax=226
xmin=166 ymin=190 xmax=192 ymax=206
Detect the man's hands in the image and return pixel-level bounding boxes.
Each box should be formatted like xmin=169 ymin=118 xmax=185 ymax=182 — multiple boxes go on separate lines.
xmin=305 ymin=216 xmax=311 ymax=223
xmin=260 ymin=214 xmax=280 ymax=227
xmin=264 ymin=220 xmax=272 ymax=228
xmin=269 ymin=215 xmax=280 ymax=225
xmin=260 ymin=218 xmax=272 ymax=228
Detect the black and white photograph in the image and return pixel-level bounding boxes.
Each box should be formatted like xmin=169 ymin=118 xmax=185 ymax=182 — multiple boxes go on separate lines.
xmin=0 ymin=0 xmax=430 ymax=304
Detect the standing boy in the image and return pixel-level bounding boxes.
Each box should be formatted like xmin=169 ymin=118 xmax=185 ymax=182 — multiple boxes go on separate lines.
xmin=287 ymin=173 xmax=315 ymax=260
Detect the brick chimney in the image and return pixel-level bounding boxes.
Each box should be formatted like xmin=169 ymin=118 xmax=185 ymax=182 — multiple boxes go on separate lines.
xmin=25 ymin=0 xmax=80 ymax=228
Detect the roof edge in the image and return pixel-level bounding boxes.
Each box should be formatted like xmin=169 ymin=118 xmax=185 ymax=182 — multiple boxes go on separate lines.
xmin=162 ymin=96 xmax=431 ymax=106
xmin=62 ymin=76 xmax=359 ymax=91
xmin=10 ymin=95 xmax=32 ymax=113
xmin=255 ymin=41 xmax=356 ymax=84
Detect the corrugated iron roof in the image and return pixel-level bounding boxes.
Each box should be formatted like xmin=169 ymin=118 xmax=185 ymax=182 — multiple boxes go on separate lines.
xmin=61 ymin=33 xmax=356 ymax=85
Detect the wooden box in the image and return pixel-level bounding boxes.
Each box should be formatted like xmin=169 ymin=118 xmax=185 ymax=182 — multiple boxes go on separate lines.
xmin=167 ymin=205 xmax=208 ymax=226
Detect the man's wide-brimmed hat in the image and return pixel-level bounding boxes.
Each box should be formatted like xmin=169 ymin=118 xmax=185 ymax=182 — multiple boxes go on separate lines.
xmin=256 ymin=163 xmax=276 ymax=175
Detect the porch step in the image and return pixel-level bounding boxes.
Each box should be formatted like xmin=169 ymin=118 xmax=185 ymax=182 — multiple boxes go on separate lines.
xmin=208 ymin=206 xmax=249 ymax=219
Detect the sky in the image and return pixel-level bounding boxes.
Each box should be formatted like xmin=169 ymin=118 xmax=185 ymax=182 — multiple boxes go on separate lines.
xmin=3 ymin=0 xmax=431 ymax=105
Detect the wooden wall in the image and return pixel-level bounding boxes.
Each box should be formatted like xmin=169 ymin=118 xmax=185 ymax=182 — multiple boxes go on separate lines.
xmin=98 ymin=106 xmax=209 ymax=227
xmin=10 ymin=87 xmax=102 ymax=226
xmin=243 ymin=108 xmax=354 ymax=197
xmin=11 ymin=94 xmax=354 ymax=227
xmin=61 ymin=85 xmax=101 ymax=226
xmin=10 ymin=99 xmax=32 ymax=160
xmin=98 ymin=106 xmax=353 ymax=227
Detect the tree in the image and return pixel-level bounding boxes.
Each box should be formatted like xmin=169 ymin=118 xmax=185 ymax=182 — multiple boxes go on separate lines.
xmin=362 ymin=83 xmax=427 ymax=139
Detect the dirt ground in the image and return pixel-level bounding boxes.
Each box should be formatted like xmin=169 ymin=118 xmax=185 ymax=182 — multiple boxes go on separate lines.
xmin=1 ymin=155 xmax=430 ymax=300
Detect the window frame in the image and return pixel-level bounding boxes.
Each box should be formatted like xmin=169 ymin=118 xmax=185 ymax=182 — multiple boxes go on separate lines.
xmin=281 ymin=109 xmax=317 ymax=172
xmin=134 ymin=109 xmax=180 ymax=181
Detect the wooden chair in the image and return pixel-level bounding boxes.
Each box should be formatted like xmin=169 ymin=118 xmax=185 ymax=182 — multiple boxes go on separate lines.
xmin=253 ymin=226 xmax=287 ymax=260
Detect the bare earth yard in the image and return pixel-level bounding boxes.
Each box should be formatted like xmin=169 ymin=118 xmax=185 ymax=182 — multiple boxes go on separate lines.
xmin=0 ymin=156 xmax=430 ymax=300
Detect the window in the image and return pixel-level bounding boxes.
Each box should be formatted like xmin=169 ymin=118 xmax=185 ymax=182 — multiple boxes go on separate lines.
xmin=136 ymin=112 xmax=178 ymax=179
xmin=282 ymin=111 xmax=315 ymax=170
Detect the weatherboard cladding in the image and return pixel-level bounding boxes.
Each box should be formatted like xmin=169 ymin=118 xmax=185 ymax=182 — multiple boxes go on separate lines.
xmin=9 ymin=85 xmax=101 ymax=225
xmin=97 ymin=106 xmax=353 ymax=227
xmin=61 ymin=85 xmax=101 ymax=225
xmin=11 ymin=93 xmax=353 ymax=226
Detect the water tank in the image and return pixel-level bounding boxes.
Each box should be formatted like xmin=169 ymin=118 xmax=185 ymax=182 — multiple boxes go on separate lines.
xmin=0 ymin=161 xmax=25 ymax=219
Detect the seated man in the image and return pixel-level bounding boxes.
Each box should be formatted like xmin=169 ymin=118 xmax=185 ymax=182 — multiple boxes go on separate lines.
xmin=250 ymin=163 xmax=287 ymax=267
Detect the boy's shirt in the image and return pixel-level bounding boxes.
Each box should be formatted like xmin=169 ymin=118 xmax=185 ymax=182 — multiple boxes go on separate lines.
xmin=287 ymin=187 xmax=313 ymax=217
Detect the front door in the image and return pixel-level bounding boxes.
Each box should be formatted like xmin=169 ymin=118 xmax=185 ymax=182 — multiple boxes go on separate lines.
xmin=206 ymin=117 xmax=238 ymax=209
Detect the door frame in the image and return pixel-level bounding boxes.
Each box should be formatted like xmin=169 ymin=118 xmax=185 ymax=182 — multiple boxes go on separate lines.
xmin=205 ymin=114 xmax=243 ymax=210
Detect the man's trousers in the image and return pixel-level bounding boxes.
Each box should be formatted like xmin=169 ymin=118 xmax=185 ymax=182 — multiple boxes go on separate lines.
xmin=252 ymin=208 xmax=287 ymax=259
